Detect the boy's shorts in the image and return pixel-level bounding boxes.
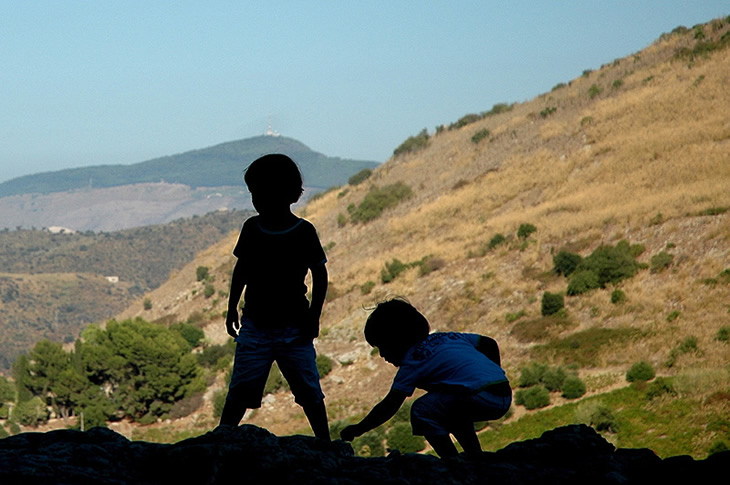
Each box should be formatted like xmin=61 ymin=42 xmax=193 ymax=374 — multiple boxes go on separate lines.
xmin=410 ymin=387 xmax=512 ymax=436
xmin=227 ymin=318 xmax=325 ymax=408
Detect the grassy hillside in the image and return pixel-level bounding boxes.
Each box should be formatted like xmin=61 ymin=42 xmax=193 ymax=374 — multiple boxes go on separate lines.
xmin=111 ymin=18 xmax=730 ymax=458
xmin=0 ymin=136 xmax=379 ymax=197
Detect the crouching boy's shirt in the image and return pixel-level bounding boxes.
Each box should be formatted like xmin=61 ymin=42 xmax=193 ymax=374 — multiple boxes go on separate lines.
xmin=391 ymin=332 xmax=508 ymax=396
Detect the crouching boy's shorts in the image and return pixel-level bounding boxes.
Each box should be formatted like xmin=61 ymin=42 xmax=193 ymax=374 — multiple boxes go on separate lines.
xmin=227 ymin=318 xmax=325 ymax=408
xmin=410 ymin=385 xmax=511 ymax=436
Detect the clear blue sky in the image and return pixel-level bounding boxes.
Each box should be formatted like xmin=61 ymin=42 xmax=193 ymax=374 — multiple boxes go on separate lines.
xmin=1 ymin=1 xmax=727 ymax=183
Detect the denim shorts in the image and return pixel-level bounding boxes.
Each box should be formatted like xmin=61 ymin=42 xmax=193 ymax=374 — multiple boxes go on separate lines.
xmin=410 ymin=388 xmax=512 ymax=436
xmin=227 ymin=319 xmax=325 ymax=408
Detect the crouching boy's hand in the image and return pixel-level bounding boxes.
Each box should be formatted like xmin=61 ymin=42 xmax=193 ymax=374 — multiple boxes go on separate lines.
xmin=340 ymin=424 xmax=363 ymax=442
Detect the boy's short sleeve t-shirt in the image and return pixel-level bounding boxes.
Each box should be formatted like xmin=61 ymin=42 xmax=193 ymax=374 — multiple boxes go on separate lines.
xmin=233 ymin=216 xmax=326 ymax=326
xmin=391 ymin=332 xmax=508 ymax=396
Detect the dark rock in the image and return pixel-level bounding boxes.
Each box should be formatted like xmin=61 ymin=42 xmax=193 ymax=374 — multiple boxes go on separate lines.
xmin=0 ymin=424 xmax=726 ymax=484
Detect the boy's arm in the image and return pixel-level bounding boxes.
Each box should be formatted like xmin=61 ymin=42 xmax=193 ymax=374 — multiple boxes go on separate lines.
xmin=307 ymin=263 xmax=328 ymax=338
xmin=340 ymin=389 xmax=407 ymax=441
xmin=476 ymin=335 xmax=501 ymax=366
xmin=225 ymin=260 xmax=246 ymax=337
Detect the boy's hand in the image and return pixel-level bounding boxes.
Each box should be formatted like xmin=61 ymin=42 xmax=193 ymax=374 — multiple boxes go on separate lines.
xmin=340 ymin=424 xmax=362 ymax=442
xmin=226 ymin=309 xmax=241 ymax=338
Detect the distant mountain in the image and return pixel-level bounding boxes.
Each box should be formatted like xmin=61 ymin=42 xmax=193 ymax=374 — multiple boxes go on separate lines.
xmin=0 ymin=136 xmax=379 ymax=197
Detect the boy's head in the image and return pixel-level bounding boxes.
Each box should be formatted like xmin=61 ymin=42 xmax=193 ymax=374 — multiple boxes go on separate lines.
xmin=364 ymin=298 xmax=430 ymax=365
xmin=244 ymin=154 xmax=304 ymax=204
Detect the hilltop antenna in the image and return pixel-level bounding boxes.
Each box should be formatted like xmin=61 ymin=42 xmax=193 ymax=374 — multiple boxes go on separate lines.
xmin=264 ymin=118 xmax=280 ymax=137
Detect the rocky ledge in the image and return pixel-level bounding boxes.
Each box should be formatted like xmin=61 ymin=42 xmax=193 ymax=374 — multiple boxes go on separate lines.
xmin=0 ymin=424 xmax=725 ymax=484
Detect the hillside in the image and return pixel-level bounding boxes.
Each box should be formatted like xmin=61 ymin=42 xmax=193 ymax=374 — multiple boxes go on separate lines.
xmin=0 ymin=209 xmax=249 ymax=373
xmin=0 ymin=135 xmax=379 ymax=196
xmin=0 ymin=135 xmax=379 ymax=232
xmin=111 ymin=19 xmax=730 ymax=458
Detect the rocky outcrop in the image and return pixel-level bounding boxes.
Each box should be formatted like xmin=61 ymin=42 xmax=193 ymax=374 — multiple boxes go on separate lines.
xmin=0 ymin=424 xmax=725 ymax=484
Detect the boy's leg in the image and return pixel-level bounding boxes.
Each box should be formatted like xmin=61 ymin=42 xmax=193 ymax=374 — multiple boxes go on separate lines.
xmin=219 ymin=386 xmax=247 ymax=426
xmin=452 ymin=429 xmax=482 ymax=455
xmin=275 ymin=336 xmax=329 ymax=440
xmin=424 ymin=434 xmax=459 ymax=458
xmin=302 ymin=400 xmax=331 ymax=441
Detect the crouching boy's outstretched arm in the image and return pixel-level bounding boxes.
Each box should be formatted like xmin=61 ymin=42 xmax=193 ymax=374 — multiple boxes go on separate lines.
xmin=340 ymin=389 xmax=408 ymax=441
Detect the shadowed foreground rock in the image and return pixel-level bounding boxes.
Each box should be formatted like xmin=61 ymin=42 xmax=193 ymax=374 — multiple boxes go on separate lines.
xmin=0 ymin=424 xmax=726 ymax=484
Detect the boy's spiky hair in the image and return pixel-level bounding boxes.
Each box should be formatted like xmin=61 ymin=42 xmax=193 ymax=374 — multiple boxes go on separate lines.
xmin=364 ymin=298 xmax=430 ymax=350
xmin=244 ymin=153 xmax=304 ymax=203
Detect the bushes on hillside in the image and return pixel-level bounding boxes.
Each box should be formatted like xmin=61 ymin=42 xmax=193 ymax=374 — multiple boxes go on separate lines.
xmin=626 ymin=361 xmax=656 ymax=383
xmin=557 ymin=241 xmax=641 ymax=296
xmin=515 ymin=362 xmax=586 ymax=407
xmin=347 ymin=182 xmax=413 ymax=223
xmin=541 ymin=292 xmax=564 ymax=316
xmin=393 ymin=129 xmax=429 ymax=157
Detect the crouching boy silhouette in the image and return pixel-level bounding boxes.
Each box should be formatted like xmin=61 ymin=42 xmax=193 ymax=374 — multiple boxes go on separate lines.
xmin=219 ymin=153 xmax=330 ymax=440
xmin=340 ymin=299 xmax=511 ymax=457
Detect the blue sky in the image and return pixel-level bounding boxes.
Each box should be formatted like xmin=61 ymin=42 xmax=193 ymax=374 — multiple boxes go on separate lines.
xmin=1 ymin=1 xmax=727 ymax=183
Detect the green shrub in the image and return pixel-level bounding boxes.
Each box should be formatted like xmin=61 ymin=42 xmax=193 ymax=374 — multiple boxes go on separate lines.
xmin=394 ymin=129 xmax=429 ymax=156
xmin=666 ymin=336 xmax=699 ymax=367
xmin=361 ymin=281 xmax=376 ymax=295
xmin=626 ymin=361 xmax=655 ymax=383
xmin=561 ymin=376 xmax=586 ymax=399
xmin=518 ymin=362 xmax=549 ymax=388
xmin=517 ymin=223 xmax=537 ymax=239
xmin=196 ymin=266 xmax=210 ymax=282
xmin=666 ymin=310 xmax=681 ymax=322
xmin=316 ymin=354 xmax=333 ymax=378
xmin=386 ymin=422 xmax=426 ymax=453
xmin=539 ymin=106 xmax=557 ymax=118
xmin=349 ymin=182 xmax=413 ymax=223
xmin=381 ymin=259 xmax=409 ymax=283
xmin=337 ymin=213 xmax=347 ymax=227
xmin=352 ymin=430 xmax=385 ymax=457
xmin=143 ymin=298 xmax=152 ymax=310
xmin=197 ymin=343 xmax=235 ymax=369
xmin=0 ymin=376 xmax=14 ymax=403
xmin=471 ymin=128 xmax=490 ymax=144
xmin=650 ymin=251 xmax=674 ymax=273
xmin=589 ymin=405 xmax=619 ymax=433
xmin=646 ymin=377 xmax=676 ymax=400
xmin=204 ymin=283 xmax=216 ymax=299
xmin=0 ymin=404 xmax=10 ymax=420
xmin=541 ymin=292 xmax=564 ymax=316
xmin=610 ymin=289 xmax=627 ymax=304
xmin=567 ymin=270 xmax=601 ymax=295
xmin=11 ymin=397 xmax=49 ymax=426
xmin=212 ymin=389 xmax=226 ymax=418
xmin=488 ymin=233 xmax=506 ymax=250
xmin=514 ymin=386 xmax=550 ymax=410
xmin=170 ymin=322 xmax=205 ymax=349
xmin=348 ymin=168 xmax=373 ymax=186
xmin=716 ymin=326 xmax=730 ymax=343
xmin=569 ymin=242 xmax=640 ymax=293
xmin=553 ymin=251 xmax=582 ymax=277
xmin=264 ymin=363 xmax=289 ymax=394
xmin=588 ymin=84 xmax=603 ymax=99
xmin=449 ymin=113 xmax=482 ymax=130
xmin=541 ymin=367 xmax=567 ymax=392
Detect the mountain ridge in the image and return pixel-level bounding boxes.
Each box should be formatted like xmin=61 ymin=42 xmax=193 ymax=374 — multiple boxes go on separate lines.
xmin=0 ymin=135 xmax=379 ymax=196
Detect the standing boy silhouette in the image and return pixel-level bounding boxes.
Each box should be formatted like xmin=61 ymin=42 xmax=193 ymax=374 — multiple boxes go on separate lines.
xmin=219 ymin=153 xmax=330 ymax=440
xmin=340 ymin=299 xmax=511 ymax=457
